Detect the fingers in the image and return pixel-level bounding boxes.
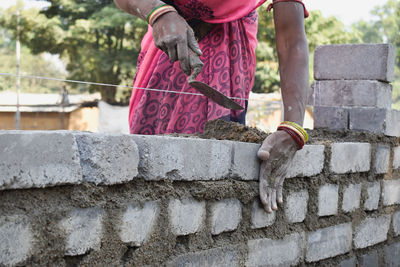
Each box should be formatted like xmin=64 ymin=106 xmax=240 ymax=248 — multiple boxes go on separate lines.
xmin=177 ymin=39 xmax=190 ymax=75
xmin=166 ymin=42 xmax=178 ymax=62
xmin=187 ymin=29 xmax=202 ymax=56
xmin=276 ymin=178 xmax=285 ymax=204
xmin=259 ymin=180 xmax=273 ymax=213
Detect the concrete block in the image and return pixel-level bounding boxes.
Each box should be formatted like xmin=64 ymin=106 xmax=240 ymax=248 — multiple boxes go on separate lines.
xmin=340 ymin=257 xmax=356 ymax=267
xmin=286 ymin=145 xmax=325 ymax=178
xmin=358 ymin=251 xmax=379 ymax=267
xmin=354 ymin=215 xmax=391 ymax=249
xmin=168 ymin=198 xmax=205 ymax=236
xmin=393 ymin=146 xmax=400 ymax=169
xmin=74 ymin=133 xmax=139 ymax=185
xmin=0 ymin=131 xmax=82 ymax=190
xmin=285 ymin=190 xmax=309 ymax=223
xmin=210 ymin=198 xmax=242 ymax=235
xmin=318 ymin=184 xmax=339 ymax=217
xmin=382 ymin=179 xmax=400 ymax=206
xmin=364 ymin=182 xmax=381 ymax=211
xmin=314 ymin=106 xmax=348 ymax=130
xmin=349 ymin=108 xmax=387 ymax=134
xmin=385 ymin=242 xmax=400 ymax=267
xmin=167 ymin=246 xmax=240 ymax=267
xmin=251 ymin=200 xmax=276 ymax=229
xmin=314 ymin=44 xmax=396 ymax=82
xmin=342 ymin=184 xmax=361 ymax=213
xmin=119 ymin=201 xmax=159 ymax=246
xmin=313 ymin=80 xmax=392 ymax=108
xmin=0 ymin=216 xmax=33 ymax=266
xmin=131 ymin=135 xmax=232 ymax=181
xmin=231 ymin=142 xmax=260 ymax=181
xmin=306 ymin=223 xmax=352 ymax=262
xmin=385 ymin=109 xmax=400 ymax=137
xmin=60 ymin=208 xmax=104 ymax=256
xmin=393 ymin=211 xmax=400 ymax=236
xmin=247 ymin=232 xmax=304 ymax=267
xmin=330 ymin=143 xmax=371 ymax=174
xmin=374 ymin=145 xmax=390 ymax=174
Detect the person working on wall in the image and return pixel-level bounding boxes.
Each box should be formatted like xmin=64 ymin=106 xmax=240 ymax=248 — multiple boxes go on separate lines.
xmin=114 ymin=0 xmax=309 ymax=213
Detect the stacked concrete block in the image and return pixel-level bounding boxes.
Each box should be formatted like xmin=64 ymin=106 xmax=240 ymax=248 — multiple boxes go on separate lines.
xmin=354 ymin=215 xmax=391 ymax=249
xmin=285 ymin=190 xmax=309 ymax=223
xmin=313 ymin=44 xmax=399 ymax=136
xmin=168 ymin=198 xmax=205 ymax=236
xmin=250 ymin=200 xmax=276 ymax=229
xmin=342 ymin=184 xmax=361 ymax=213
xmin=318 ymin=184 xmax=339 ymax=217
xmin=210 ymin=199 xmax=242 ymax=235
xmin=364 ymin=182 xmax=381 ymax=211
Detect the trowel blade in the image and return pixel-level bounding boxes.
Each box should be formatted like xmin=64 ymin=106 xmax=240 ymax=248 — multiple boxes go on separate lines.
xmin=188 ymin=80 xmax=244 ymax=110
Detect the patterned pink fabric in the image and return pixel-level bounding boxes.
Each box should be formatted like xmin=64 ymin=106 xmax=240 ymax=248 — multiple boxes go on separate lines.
xmin=129 ymin=1 xmax=261 ymax=134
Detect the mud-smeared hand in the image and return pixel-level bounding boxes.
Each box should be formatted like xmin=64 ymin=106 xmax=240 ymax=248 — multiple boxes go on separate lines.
xmin=257 ymin=131 xmax=298 ymax=213
xmin=152 ymin=11 xmax=202 ymax=76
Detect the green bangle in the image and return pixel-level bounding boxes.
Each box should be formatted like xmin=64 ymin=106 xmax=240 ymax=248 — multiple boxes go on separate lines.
xmin=146 ymin=4 xmax=169 ymax=24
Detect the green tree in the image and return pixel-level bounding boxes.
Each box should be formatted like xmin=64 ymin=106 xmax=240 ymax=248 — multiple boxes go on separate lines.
xmin=0 ymin=0 xmax=147 ymax=103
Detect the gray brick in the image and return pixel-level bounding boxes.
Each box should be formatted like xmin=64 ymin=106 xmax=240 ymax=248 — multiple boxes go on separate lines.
xmin=250 ymin=200 xmax=276 ymax=229
xmin=313 ymin=80 xmax=392 ymax=108
xmin=231 ymin=142 xmax=260 ymax=181
xmin=0 ymin=131 xmax=82 ymax=190
xmin=393 ymin=146 xmax=400 ymax=169
xmin=385 ymin=242 xmax=400 ymax=267
xmin=119 ymin=201 xmax=159 ymax=246
xmin=364 ymin=182 xmax=381 ymax=211
xmin=318 ymin=184 xmax=339 ymax=217
xmin=349 ymin=108 xmax=387 ymax=134
xmin=75 ymin=133 xmax=139 ymax=185
xmin=131 ymin=135 xmax=232 ymax=181
xmin=247 ymin=233 xmax=304 ymax=267
xmin=374 ymin=145 xmax=390 ymax=174
xmin=60 ymin=208 xmax=104 ymax=256
xmin=340 ymin=257 xmax=356 ymax=267
xmin=306 ymin=223 xmax=352 ymax=262
xmin=0 ymin=216 xmax=33 ymax=266
xmin=354 ymin=215 xmax=391 ymax=249
xmin=167 ymin=246 xmax=240 ymax=267
xmin=210 ymin=199 xmax=242 ymax=235
xmin=314 ymin=106 xmax=348 ymax=130
xmin=393 ymin=211 xmax=400 ymax=236
xmin=285 ymin=190 xmax=309 ymax=223
xmin=385 ymin=109 xmax=400 ymax=137
xmin=286 ymin=145 xmax=325 ymax=178
xmin=383 ymin=179 xmax=400 ymax=206
xmin=358 ymin=251 xmax=379 ymax=267
xmin=168 ymin=198 xmax=205 ymax=236
xmin=314 ymin=44 xmax=396 ymax=82
xmin=330 ymin=143 xmax=371 ymax=174
xmin=342 ymin=184 xmax=361 ymax=213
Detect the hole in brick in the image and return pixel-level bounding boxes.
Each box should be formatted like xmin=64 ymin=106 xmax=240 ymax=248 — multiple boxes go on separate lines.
xmin=64 ymin=254 xmax=87 ymax=267
xmin=122 ymin=245 xmax=139 ymax=263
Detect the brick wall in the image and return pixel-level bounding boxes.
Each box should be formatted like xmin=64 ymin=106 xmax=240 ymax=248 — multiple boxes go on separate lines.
xmin=0 ymin=131 xmax=399 ymax=266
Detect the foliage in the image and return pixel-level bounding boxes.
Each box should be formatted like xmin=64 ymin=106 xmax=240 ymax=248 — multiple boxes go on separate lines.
xmin=0 ymin=0 xmax=147 ymax=103
xmin=0 ymin=25 xmax=66 ymax=93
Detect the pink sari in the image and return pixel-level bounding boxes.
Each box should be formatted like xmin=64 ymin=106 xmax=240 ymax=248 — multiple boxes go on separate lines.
xmin=129 ymin=0 xmax=266 ymax=134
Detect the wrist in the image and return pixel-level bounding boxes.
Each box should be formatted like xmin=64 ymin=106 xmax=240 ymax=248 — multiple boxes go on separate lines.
xmin=147 ymin=4 xmax=178 ymax=26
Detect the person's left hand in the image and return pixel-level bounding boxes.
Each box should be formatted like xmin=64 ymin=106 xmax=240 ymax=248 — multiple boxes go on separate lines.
xmin=257 ymin=130 xmax=298 ymax=213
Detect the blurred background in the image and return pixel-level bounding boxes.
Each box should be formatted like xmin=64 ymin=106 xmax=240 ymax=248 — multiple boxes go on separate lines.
xmin=0 ymin=0 xmax=399 ymax=133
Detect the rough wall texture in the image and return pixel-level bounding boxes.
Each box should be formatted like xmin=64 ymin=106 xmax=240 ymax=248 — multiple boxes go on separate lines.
xmin=1 ymin=130 xmax=400 ymax=267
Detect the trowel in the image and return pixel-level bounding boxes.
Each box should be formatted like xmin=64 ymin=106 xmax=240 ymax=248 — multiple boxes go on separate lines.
xmin=187 ymin=54 xmax=244 ymax=111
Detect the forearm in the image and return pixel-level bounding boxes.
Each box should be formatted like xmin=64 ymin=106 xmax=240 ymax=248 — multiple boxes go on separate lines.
xmin=273 ymin=2 xmax=309 ymax=126
xmin=114 ymin=0 xmax=165 ymax=21
xmin=276 ymin=38 xmax=309 ymax=126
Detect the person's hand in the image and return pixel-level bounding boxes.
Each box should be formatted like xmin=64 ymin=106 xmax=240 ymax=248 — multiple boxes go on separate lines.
xmin=152 ymin=11 xmax=203 ymax=76
xmin=257 ymin=130 xmax=298 ymax=213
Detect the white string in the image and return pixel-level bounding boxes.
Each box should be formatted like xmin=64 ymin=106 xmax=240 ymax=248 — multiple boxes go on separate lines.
xmin=0 ymin=72 xmax=249 ymax=101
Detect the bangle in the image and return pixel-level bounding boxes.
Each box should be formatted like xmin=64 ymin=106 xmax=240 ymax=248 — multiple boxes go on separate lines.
xmin=280 ymin=121 xmax=309 ymax=142
xmin=147 ymin=4 xmax=177 ymax=26
xmin=278 ymin=126 xmax=305 ymax=150
xmin=279 ymin=124 xmax=306 ymax=144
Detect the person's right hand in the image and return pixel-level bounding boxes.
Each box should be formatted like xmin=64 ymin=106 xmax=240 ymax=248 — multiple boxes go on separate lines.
xmin=152 ymin=11 xmax=203 ymax=76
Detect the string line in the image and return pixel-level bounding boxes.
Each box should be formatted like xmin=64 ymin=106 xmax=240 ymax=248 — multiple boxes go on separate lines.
xmin=0 ymin=72 xmax=250 ymax=101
